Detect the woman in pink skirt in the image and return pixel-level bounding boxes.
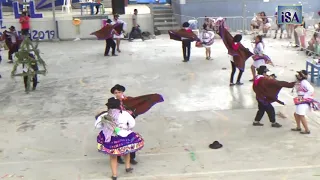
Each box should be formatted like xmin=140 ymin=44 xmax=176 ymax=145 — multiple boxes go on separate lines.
xmin=95 ymin=97 xmax=144 ymax=180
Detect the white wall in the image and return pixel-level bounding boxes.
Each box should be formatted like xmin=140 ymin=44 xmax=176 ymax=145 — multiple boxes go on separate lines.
xmin=0 ymin=14 xmax=153 ymax=40
xmin=1 ymin=19 xmax=56 ymax=40
xmin=58 ymin=14 xmax=153 ymax=40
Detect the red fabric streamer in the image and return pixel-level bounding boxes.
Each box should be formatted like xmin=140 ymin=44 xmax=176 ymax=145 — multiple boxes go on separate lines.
xmin=168 ymin=29 xmax=199 ymax=41
xmin=91 ymin=23 xmax=123 ymax=40
xmin=122 ymin=94 xmax=164 ymax=116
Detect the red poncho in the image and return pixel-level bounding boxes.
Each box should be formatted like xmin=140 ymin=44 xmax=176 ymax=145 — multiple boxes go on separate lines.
xmin=122 ymin=94 xmax=164 ymax=116
xmin=253 ymin=76 xmax=295 ymax=104
xmin=91 ymin=23 xmax=123 ymax=40
xmin=218 ymin=21 xmax=253 ymax=71
xmin=168 ymin=28 xmax=198 ymax=41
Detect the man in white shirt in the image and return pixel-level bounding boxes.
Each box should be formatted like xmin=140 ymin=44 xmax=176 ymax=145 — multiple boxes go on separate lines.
xmin=128 ymin=9 xmax=144 ymax=41
xmin=6 ymin=26 xmax=19 ymax=63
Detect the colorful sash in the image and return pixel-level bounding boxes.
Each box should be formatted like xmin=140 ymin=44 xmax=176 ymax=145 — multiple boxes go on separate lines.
xmin=252 ymin=54 xmax=272 ymax=64
xmin=293 ymin=97 xmax=320 ymax=111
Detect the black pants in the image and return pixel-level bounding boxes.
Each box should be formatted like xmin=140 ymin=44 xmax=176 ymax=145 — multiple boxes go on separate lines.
xmin=230 ymin=61 xmax=243 ymax=83
xmin=118 ymin=152 xmax=135 ymax=160
xmin=95 ymin=4 xmax=101 ymax=14
xmin=105 ymin=38 xmax=116 ymax=55
xmin=129 ymin=27 xmax=143 ymax=40
xmin=182 ymin=39 xmax=191 ymax=61
xmin=254 ymin=100 xmax=276 ymax=123
xmin=8 ymin=44 xmax=19 ymax=60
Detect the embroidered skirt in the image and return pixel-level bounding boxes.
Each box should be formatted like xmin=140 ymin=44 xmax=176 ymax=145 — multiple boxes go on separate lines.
xmin=114 ymin=33 xmax=124 ymax=39
xmin=97 ymin=131 xmax=144 ymax=156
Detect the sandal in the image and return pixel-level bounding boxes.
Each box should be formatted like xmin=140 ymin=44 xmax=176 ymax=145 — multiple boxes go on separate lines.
xmin=125 ymin=168 xmax=133 ymax=173
xmin=300 ymin=131 xmax=311 ymax=134
xmin=291 ymin=128 xmax=301 ymax=131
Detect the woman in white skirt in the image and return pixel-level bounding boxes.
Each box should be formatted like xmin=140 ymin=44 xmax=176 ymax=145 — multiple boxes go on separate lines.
xmin=199 ymin=24 xmax=214 ymax=60
xmin=112 ymin=14 xmax=127 ymax=53
xmin=250 ymin=35 xmax=273 ymax=81
xmin=291 ymin=70 xmax=314 ymax=134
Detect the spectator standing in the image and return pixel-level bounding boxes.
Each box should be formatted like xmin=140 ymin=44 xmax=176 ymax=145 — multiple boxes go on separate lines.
xmin=128 ymin=9 xmax=144 ymax=41
xmin=19 ymin=12 xmax=30 ymax=39
xmin=273 ymin=12 xmax=284 ymax=39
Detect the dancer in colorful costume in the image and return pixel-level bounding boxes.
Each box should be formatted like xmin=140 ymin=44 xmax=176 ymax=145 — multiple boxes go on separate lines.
xmin=96 ymin=97 xmax=144 ymax=180
xmin=250 ymin=35 xmax=273 ymax=81
xmin=3 ymin=26 xmax=22 ymax=63
xmin=215 ymin=18 xmax=253 ymax=85
xmin=229 ymin=34 xmax=246 ymax=86
xmin=168 ymin=22 xmax=199 ymax=62
xmin=252 ymin=66 xmax=295 ymax=128
xmin=90 ymin=19 xmax=123 ymax=56
xmin=292 ymin=70 xmax=320 ymax=134
xmin=109 ymin=84 xmax=164 ymax=164
xmin=199 ymin=23 xmax=214 ymax=60
xmin=112 ymin=14 xmax=127 ymax=53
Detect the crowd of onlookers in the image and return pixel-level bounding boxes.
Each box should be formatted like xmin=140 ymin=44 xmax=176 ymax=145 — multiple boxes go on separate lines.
xmin=250 ymin=12 xmax=320 ymax=57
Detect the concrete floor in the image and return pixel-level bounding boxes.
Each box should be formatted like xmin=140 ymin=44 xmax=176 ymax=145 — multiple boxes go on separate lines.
xmin=1 ymin=35 xmax=320 ymax=180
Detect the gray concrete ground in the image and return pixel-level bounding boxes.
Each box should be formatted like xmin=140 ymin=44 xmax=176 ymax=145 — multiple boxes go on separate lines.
xmin=1 ymin=35 xmax=320 ymax=180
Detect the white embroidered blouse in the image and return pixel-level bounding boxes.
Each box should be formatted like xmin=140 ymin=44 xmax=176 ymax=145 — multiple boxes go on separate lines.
xmin=295 ymin=79 xmax=314 ymax=99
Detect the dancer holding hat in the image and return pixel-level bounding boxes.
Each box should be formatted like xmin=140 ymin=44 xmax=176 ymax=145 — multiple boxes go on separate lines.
xmin=292 ymin=70 xmax=320 ymax=134
xmin=96 ymin=97 xmax=144 ymax=180
xmin=252 ymin=66 xmax=295 ymax=127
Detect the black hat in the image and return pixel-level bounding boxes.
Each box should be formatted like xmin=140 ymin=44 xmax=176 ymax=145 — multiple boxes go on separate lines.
xmin=105 ymin=97 xmax=121 ymax=109
xmin=297 ymin=70 xmax=308 ymax=79
xmin=106 ymin=19 xmax=112 ymax=23
xmin=233 ymin=34 xmax=242 ymax=43
xmin=297 ymin=70 xmax=308 ymax=76
xmin=257 ymin=65 xmax=269 ymax=75
xmin=182 ymin=22 xmax=190 ymax=28
xmin=209 ymin=141 xmax=223 ymax=149
xmin=110 ymin=84 xmax=126 ymax=94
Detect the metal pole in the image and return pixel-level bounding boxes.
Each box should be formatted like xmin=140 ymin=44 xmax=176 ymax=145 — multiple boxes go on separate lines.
xmin=51 ymin=0 xmax=59 ymax=41
xmin=242 ymin=0 xmax=246 ymax=34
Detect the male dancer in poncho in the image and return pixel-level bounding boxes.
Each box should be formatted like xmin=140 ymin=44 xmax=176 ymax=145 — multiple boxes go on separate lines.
xmin=252 ymin=66 xmax=295 ymax=127
xmin=229 ymin=34 xmax=246 ymax=86
xmin=91 ymin=20 xmax=123 ymax=56
xmin=168 ymin=22 xmax=199 ymax=62
xmin=215 ymin=18 xmax=254 ymax=85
